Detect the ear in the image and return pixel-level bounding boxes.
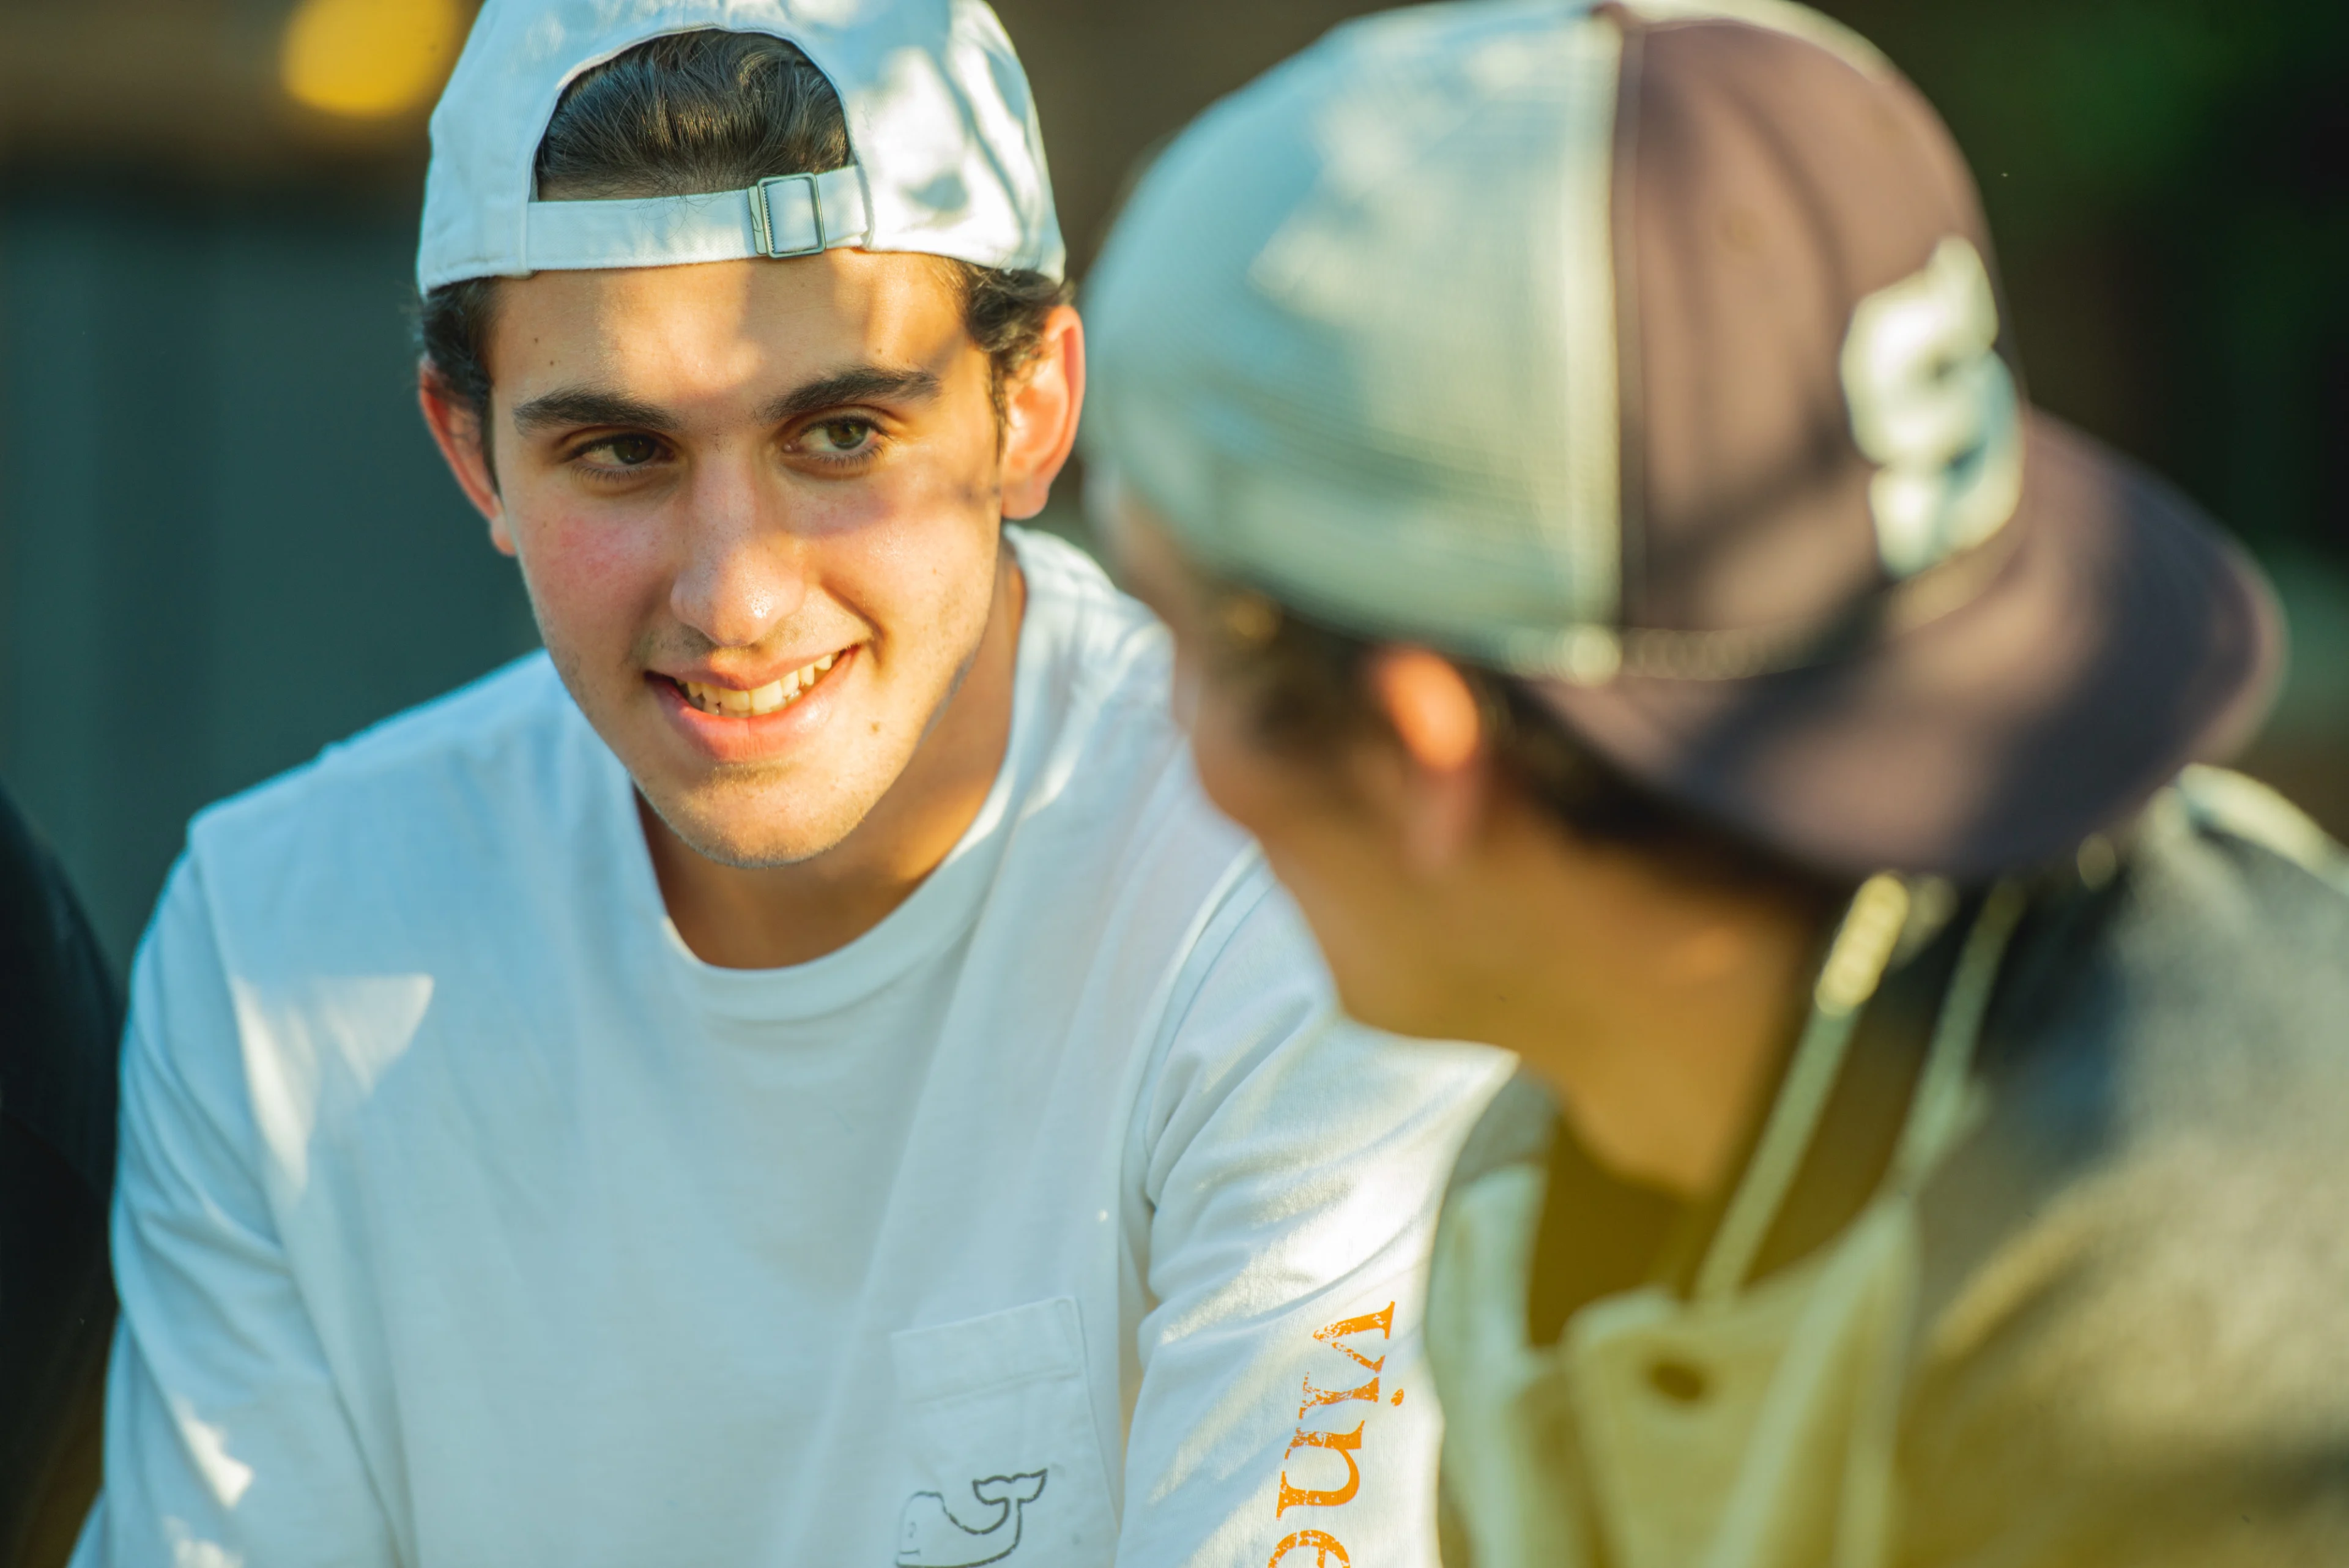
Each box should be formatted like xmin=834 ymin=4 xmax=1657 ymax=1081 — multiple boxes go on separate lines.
xmin=1363 ymin=647 xmax=1493 ymax=876
xmin=417 ymin=365 xmax=514 ymax=556
xmin=997 ymin=304 xmax=1086 ymax=522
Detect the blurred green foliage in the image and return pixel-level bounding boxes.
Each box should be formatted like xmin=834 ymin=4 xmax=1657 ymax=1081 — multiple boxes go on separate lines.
xmin=1820 ymin=0 xmax=2349 ymax=560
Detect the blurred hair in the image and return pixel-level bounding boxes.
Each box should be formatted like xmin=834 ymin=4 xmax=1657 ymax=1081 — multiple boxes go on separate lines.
xmin=1206 ymin=585 xmax=1852 ymax=905
xmin=414 ymin=31 xmax=1067 ymax=436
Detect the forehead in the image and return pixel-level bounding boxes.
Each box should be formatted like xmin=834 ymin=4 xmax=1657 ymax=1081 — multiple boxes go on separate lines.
xmin=484 ymin=249 xmax=972 ymax=407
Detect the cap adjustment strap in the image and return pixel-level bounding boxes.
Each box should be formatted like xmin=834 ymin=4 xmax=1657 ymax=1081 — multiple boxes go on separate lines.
xmin=520 ymin=165 xmax=870 ymax=274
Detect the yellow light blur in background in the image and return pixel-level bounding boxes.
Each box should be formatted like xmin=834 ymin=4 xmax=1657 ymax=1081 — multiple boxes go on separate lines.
xmin=281 ymin=0 xmax=464 ymax=119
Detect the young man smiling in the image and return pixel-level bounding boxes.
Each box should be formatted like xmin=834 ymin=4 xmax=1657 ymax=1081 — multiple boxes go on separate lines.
xmin=71 ymin=4 xmax=1509 ymax=1564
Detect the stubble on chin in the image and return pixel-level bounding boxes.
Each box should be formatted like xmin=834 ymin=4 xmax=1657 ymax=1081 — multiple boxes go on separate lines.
xmin=637 ymin=760 xmax=884 ymax=870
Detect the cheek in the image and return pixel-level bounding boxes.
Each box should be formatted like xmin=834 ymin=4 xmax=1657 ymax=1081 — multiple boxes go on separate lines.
xmin=851 ymin=376 xmax=1006 ymax=535
xmin=818 ymin=500 xmax=998 ymax=666
xmin=795 ymin=425 xmax=1006 ymax=650
xmin=508 ymin=501 xmax=669 ymax=648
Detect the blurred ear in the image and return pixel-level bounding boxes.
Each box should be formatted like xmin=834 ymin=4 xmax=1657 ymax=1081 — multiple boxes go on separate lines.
xmin=417 ymin=365 xmax=513 ymax=556
xmin=996 ymin=303 xmax=1086 ymax=522
xmin=1363 ymin=647 xmax=1494 ymax=875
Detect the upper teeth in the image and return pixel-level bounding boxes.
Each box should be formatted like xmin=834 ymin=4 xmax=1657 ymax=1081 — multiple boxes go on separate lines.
xmin=682 ymin=652 xmax=839 ymax=717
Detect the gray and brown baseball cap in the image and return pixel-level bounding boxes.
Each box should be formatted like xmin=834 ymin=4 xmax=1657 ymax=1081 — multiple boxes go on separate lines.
xmin=1082 ymin=0 xmax=2282 ymax=881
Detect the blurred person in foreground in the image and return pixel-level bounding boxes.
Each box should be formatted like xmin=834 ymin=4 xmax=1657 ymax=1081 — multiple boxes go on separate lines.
xmin=70 ymin=1 xmax=1511 ymax=1562
xmin=1088 ymin=2 xmax=2349 ymax=1563
xmin=1 ymin=789 xmax=119 ymax=1568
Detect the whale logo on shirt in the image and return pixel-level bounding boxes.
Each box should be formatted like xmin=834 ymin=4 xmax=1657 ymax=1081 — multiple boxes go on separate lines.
xmin=895 ymin=1471 xmax=1048 ymax=1567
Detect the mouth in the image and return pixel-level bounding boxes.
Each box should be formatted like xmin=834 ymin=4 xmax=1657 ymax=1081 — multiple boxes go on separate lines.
xmin=669 ymin=648 xmax=850 ymax=719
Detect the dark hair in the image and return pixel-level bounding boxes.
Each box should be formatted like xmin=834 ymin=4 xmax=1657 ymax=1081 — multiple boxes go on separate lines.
xmin=1205 ymin=584 xmax=1850 ymax=904
xmin=415 ymin=30 xmax=1068 ymax=430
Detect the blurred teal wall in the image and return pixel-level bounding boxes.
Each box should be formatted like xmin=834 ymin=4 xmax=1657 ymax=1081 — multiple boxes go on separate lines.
xmin=0 ymin=191 xmax=536 ymax=964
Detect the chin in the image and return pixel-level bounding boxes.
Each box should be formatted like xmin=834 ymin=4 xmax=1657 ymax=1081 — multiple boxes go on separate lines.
xmin=642 ymin=776 xmax=875 ymax=869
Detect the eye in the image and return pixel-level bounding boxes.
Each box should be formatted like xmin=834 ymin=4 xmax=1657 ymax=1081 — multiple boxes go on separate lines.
xmin=798 ymin=417 xmax=880 ymax=460
xmin=586 ymin=434 xmax=662 ymax=467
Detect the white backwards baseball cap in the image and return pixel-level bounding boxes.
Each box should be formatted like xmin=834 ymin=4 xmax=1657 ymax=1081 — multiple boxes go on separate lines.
xmin=417 ymin=0 xmax=1065 ymax=293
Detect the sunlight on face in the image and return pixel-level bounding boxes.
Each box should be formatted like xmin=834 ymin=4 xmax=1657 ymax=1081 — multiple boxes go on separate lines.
xmin=483 ymin=251 xmax=1008 ymax=867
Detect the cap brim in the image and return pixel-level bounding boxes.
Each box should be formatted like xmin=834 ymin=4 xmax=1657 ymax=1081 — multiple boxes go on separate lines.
xmin=1533 ymin=415 xmax=2285 ymax=881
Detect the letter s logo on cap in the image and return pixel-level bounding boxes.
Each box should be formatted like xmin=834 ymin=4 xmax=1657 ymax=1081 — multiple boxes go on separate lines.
xmin=1840 ymin=237 xmax=2025 ymax=579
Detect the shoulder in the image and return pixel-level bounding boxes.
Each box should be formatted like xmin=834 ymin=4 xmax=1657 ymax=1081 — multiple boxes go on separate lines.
xmin=1906 ymin=771 xmax=2349 ymax=1559
xmin=1000 ymin=524 xmax=1269 ymax=975
xmin=1445 ymin=1074 xmax=1560 ymax=1196
xmin=1933 ymin=769 xmax=2349 ymax=1247
xmin=1009 ymin=524 xmax=1154 ymax=643
xmin=182 ymin=654 xmax=600 ymax=972
xmin=129 ymin=657 xmax=615 ymax=1202
xmin=1008 ymin=524 xmax=1179 ymax=735
xmin=1423 ymin=1076 xmax=1555 ymax=1380
xmin=1133 ymin=850 xmax=1514 ymax=1201
xmin=1426 ymin=1074 xmax=1556 ymax=1350
xmin=2172 ymin=764 xmax=2349 ymax=895
xmin=193 ymin=653 xmax=576 ymax=844
xmin=1969 ymin=768 xmax=2349 ymax=1142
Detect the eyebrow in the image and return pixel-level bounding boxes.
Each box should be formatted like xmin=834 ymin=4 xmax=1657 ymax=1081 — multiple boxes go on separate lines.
xmin=760 ymin=366 xmax=942 ymax=424
xmin=509 ymin=388 xmax=678 ymax=436
xmin=508 ymin=365 xmax=944 ymax=438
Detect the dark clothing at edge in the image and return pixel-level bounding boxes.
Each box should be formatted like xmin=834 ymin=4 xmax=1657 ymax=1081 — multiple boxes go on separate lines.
xmin=1 ymin=789 xmax=121 ymax=1568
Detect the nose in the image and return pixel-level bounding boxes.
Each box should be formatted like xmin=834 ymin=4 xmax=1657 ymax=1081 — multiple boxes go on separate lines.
xmin=667 ymin=459 xmax=807 ymax=648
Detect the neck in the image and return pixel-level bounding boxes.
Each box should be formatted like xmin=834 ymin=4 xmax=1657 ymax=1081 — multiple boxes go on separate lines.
xmin=1460 ymin=814 xmax=1829 ymax=1201
xmin=642 ymin=554 xmax=1026 ymax=969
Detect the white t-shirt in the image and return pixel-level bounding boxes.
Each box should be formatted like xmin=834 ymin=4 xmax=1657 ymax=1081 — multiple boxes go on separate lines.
xmin=76 ymin=529 xmax=1512 ymax=1568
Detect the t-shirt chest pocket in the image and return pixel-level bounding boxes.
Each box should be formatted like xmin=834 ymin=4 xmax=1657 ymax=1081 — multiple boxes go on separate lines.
xmin=889 ymin=1297 xmax=1119 ymax=1568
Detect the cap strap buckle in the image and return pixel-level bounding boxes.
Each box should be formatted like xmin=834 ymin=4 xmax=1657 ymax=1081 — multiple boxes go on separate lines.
xmin=751 ymin=173 xmax=826 ymax=259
